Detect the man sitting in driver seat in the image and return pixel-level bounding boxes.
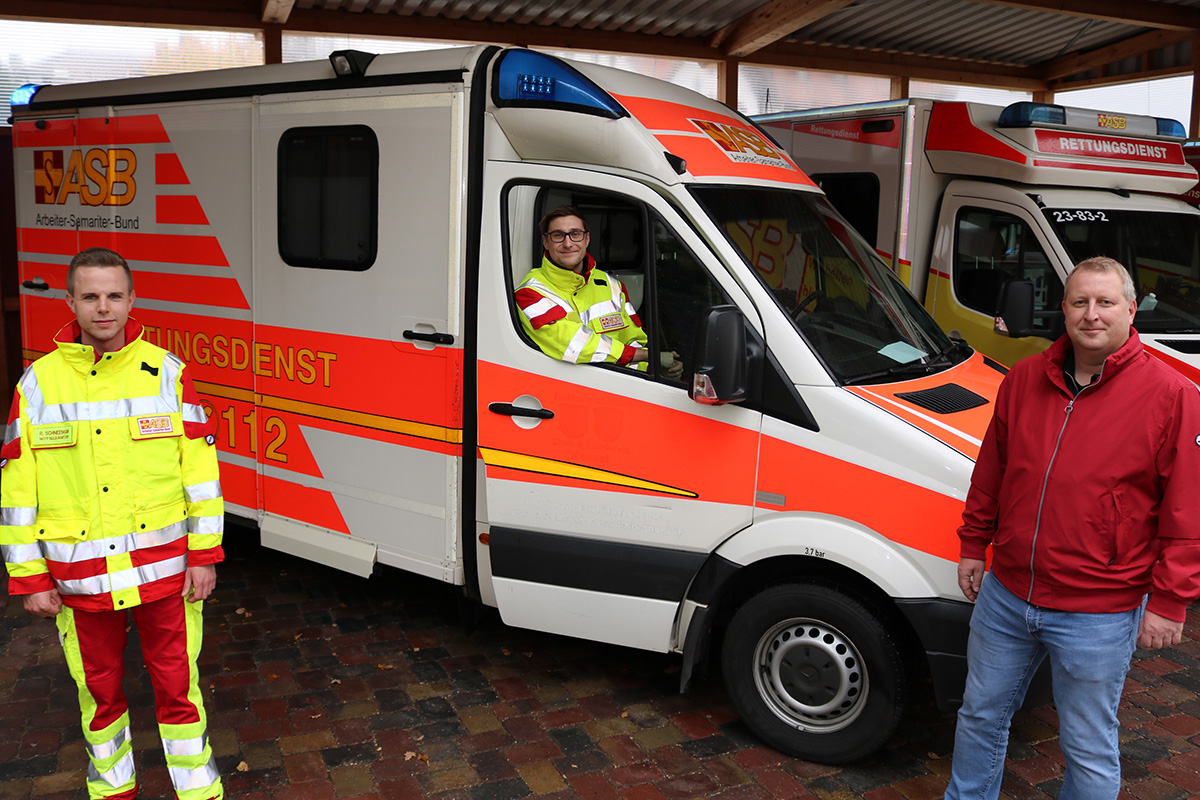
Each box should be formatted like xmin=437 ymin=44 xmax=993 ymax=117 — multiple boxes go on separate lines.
xmin=515 ymin=205 xmax=682 ymax=378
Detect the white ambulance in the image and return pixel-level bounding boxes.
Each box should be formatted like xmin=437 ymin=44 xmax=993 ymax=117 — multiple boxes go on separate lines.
xmin=758 ymin=99 xmax=1200 ymax=379
xmin=9 ymin=48 xmax=1003 ymax=763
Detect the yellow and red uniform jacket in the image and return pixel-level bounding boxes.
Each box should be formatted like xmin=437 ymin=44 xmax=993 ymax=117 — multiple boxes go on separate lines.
xmin=1 ymin=319 xmax=223 ymax=612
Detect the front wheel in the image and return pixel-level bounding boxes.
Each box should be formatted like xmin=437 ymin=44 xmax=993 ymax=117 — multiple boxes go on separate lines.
xmin=722 ymin=583 xmax=909 ymax=764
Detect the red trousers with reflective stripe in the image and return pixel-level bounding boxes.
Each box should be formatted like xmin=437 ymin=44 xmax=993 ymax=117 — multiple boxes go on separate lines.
xmin=72 ymin=594 xmax=202 ymax=729
xmin=63 ymin=594 xmax=210 ymax=799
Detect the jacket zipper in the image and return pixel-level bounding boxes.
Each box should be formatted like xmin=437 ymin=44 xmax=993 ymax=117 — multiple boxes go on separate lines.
xmin=1026 ymin=370 xmax=1101 ymax=603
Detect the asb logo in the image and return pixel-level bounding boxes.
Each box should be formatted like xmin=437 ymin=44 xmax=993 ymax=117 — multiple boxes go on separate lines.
xmin=690 ymin=119 xmax=796 ymax=170
xmin=1097 ymin=114 xmax=1127 ymax=130
xmin=34 ymin=148 xmax=137 ymax=206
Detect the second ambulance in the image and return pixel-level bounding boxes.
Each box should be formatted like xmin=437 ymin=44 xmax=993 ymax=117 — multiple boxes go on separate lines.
xmin=760 ymin=99 xmax=1200 ymax=379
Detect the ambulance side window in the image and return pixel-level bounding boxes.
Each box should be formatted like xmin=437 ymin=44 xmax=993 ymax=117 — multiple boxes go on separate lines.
xmin=277 ymin=125 xmax=378 ymax=271
xmin=505 ymin=183 xmax=730 ymax=385
xmin=954 ymin=208 xmax=1058 ymax=331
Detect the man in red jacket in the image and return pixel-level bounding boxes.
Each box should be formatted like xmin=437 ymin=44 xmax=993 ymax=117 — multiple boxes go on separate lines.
xmin=944 ymin=256 xmax=1200 ymax=800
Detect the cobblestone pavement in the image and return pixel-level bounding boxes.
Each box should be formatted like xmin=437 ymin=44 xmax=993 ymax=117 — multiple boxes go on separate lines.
xmin=4 ymin=528 xmax=1200 ymax=800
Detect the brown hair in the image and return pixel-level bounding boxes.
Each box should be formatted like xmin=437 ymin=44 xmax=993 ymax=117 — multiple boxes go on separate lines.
xmin=539 ymin=206 xmax=589 ymax=235
xmin=67 ymin=247 xmax=133 ymax=294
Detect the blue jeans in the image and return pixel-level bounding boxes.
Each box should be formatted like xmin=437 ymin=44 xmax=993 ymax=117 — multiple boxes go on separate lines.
xmin=944 ymin=574 xmax=1143 ymax=800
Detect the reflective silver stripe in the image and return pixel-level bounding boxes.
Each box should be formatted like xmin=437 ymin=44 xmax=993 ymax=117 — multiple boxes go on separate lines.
xmin=518 ymin=293 xmax=564 ymax=324
xmin=578 ymin=298 xmax=620 ymax=326
xmin=520 ymin=278 xmax=573 ymax=315
xmin=563 ymin=327 xmax=593 ymax=363
xmin=188 ymin=515 xmax=223 ymax=536
xmin=56 ymin=554 xmax=188 ymax=596
xmin=26 ymin=396 xmax=177 ymax=426
xmin=162 ymin=733 xmax=207 ymax=757
xmin=1 ymin=542 xmax=44 ymax=563
xmin=86 ymin=726 xmax=131 ymax=761
xmin=88 ymin=749 xmax=135 ymax=789
xmin=182 ymin=402 xmax=208 ymax=425
xmin=41 ymin=521 xmax=187 ymax=564
xmin=160 ymin=353 xmax=184 ymax=414
xmin=185 ymin=479 xmax=222 ymax=503
xmin=3 ymin=417 xmax=18 ymax=446
xmin=168 ymin=755 xmax=220 ymax=791
xmin=0 ymin=506 xmax=37 ymax=526
xmin=587 ymin=335 xmax=614 ymax=363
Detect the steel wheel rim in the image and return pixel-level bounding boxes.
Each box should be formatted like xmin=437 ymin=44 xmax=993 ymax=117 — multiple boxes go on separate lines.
xmin=752 ymin=617 xmax=868 ymax=733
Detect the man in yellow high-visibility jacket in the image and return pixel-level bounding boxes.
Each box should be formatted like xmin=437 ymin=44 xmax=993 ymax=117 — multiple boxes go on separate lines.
xmin=515 ymin=205 xmax=683 ymax=378
xmin=1 ymin=247 xmax=224 ymax=800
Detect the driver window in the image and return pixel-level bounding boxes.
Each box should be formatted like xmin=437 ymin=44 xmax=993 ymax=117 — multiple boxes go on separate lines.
xmin=505 ymin=183 xmax=730 ymax=385
xmin=954 ymin=208 xmax=1059 ymax=333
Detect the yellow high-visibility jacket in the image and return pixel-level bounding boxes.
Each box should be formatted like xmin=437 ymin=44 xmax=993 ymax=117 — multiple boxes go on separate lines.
xmin=1 ymin=319 xmax=223 ymax=612
xmin=514 ymin=254 xmax=648 ymax=370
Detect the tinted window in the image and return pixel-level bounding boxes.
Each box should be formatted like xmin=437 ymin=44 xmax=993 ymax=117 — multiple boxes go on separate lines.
xmin=278 ymin=125 xmax=378 ymax=270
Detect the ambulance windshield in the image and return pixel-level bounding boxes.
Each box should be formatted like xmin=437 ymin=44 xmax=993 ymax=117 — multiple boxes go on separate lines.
xmin=691 ymin=187 xmax=965 ymax=385
xmin=1045 ymin=209 xmax=1200 ymax=334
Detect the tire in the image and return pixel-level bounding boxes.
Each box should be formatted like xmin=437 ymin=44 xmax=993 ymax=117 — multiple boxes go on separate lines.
xmin=721 ymin=582 xmax=909 ymax=764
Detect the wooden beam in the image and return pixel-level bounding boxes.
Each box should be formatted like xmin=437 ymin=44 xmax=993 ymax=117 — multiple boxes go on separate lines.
xmin=261 ymin=0 xmax=294 ymax=25
xmin=963 ymin=0 xmax=1200 ymax=31
xmin=1051 ymin=63 xmax=1192 ymax=91
xmin=712 ymin=0 xmax=855 ymax=58
xmin=889 ymin=76 xmax=910 ymax=100
xmin=749 ymin=43 xmax=1047 ymax=90
xmin=1032 ymin=89 xmax=1054 ymax=103
xmin=1041 ymin=28 xmax=1192 ymax=80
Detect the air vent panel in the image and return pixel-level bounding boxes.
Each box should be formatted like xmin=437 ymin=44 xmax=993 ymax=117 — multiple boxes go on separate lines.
xmin=895 ymin=383 xmax=989 ymax=414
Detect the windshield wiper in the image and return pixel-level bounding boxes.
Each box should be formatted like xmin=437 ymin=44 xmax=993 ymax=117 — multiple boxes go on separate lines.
xmin=843 ymin=361 xmax=942 ymax=386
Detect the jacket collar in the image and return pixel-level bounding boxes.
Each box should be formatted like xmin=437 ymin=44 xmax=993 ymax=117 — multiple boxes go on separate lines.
xmin=1041 ymin=328 xmax=1143 ymax=391
xmin=54 ymin=318 xmax=145 ymax=369
xmin=536 ymin=252 xmax=596 ymax=292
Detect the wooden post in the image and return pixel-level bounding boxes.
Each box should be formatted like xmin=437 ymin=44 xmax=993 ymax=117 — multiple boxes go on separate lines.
xmin=890 ymin=76 xmax=909 ymax=100
xmin=263 ymin=24 xmax=283 ymax=65
xmin=718 ymin=57 xmax=739 ymax=112
xmin=1191 ymin=34 xmax=1200 ymax=137
xmin=1033 ymin=90 xmax=1055 ymax=104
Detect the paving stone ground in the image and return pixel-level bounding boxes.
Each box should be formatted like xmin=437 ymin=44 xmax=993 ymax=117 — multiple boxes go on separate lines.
xmin=4 ymin=527 xmax=1200 ymax=800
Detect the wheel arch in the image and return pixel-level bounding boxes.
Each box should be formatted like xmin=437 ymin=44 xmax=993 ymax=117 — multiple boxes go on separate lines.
xmin=679 ymin=515 xmax=940 ymax=693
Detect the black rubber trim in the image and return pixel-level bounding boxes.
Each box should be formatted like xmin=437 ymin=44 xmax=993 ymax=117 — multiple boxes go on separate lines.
xmin=460 ymin=46 xmax=501 ymax=601
xmin=895 ymin=597 xmax=973 ymax=711
xmin=982 ymin=355 xmax=1009 ymax=375
xmin=20 ymin=69 xmax=467 ymax=112
xmin=490 ymin=526 xmax=707 ymax=602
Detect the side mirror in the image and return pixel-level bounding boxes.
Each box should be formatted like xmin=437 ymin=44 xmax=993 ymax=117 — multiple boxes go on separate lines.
xmin=994 ymin=279 xmax=1035 ymax=338
xmin=690 ymin=305 xmax=749 ymax=405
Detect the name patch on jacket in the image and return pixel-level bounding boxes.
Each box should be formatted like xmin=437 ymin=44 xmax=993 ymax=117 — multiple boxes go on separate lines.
xmin=596 ymin=313 xmax=626 ymax=332
xmin=30 ymin=423 xmax=77 ymax=449
xmin=136 ymin=415 xmax=175 ymax=436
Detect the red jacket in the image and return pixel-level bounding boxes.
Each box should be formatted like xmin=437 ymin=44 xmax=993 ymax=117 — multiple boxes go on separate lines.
xmin=959 ymin=331 xmax=1200 ymax=622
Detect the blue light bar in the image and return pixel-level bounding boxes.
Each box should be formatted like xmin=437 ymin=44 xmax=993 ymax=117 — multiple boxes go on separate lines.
xmin=1157 ymin=117 xmax=1187 ymax=138
xmin=10 ymin=83 xmax=41 ymax=108
xmin=494 ymin=50 xmax=627 ymax=119
xmin=998 ymin=101 xmax=1066 ymax=127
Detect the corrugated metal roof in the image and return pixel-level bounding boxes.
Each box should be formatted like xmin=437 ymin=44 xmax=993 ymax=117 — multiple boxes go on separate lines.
xmin=284 ymin=0 xmax=1200 ymax=75
xmin=791 ymin=0 xmax=1159 ymax=66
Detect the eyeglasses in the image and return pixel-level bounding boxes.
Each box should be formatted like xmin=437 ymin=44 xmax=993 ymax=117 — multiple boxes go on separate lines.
xmin=545 ymin=229 xmax=588 ymax=243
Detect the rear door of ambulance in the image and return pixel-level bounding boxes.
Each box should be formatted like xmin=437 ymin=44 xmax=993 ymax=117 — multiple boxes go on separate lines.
xmin=251 ymin=81 xmax=468 ymax=581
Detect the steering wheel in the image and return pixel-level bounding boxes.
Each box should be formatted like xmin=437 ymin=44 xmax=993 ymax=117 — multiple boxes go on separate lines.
xmin=792 ymin=290 xmax=824 ymax=322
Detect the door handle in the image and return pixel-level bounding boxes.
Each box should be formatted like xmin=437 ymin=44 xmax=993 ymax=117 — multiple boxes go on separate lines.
xmin=403 ymin=329 xmax=454 ymax=345
xmin=488 ymin=402 xmax=554 ymax=420
xmin=22 ymin=279 xmax=49 ymax=291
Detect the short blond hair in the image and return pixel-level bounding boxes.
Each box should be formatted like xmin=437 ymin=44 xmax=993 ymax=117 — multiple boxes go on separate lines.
xmin=1065 ymin=256 xmax=1136 ymax=303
